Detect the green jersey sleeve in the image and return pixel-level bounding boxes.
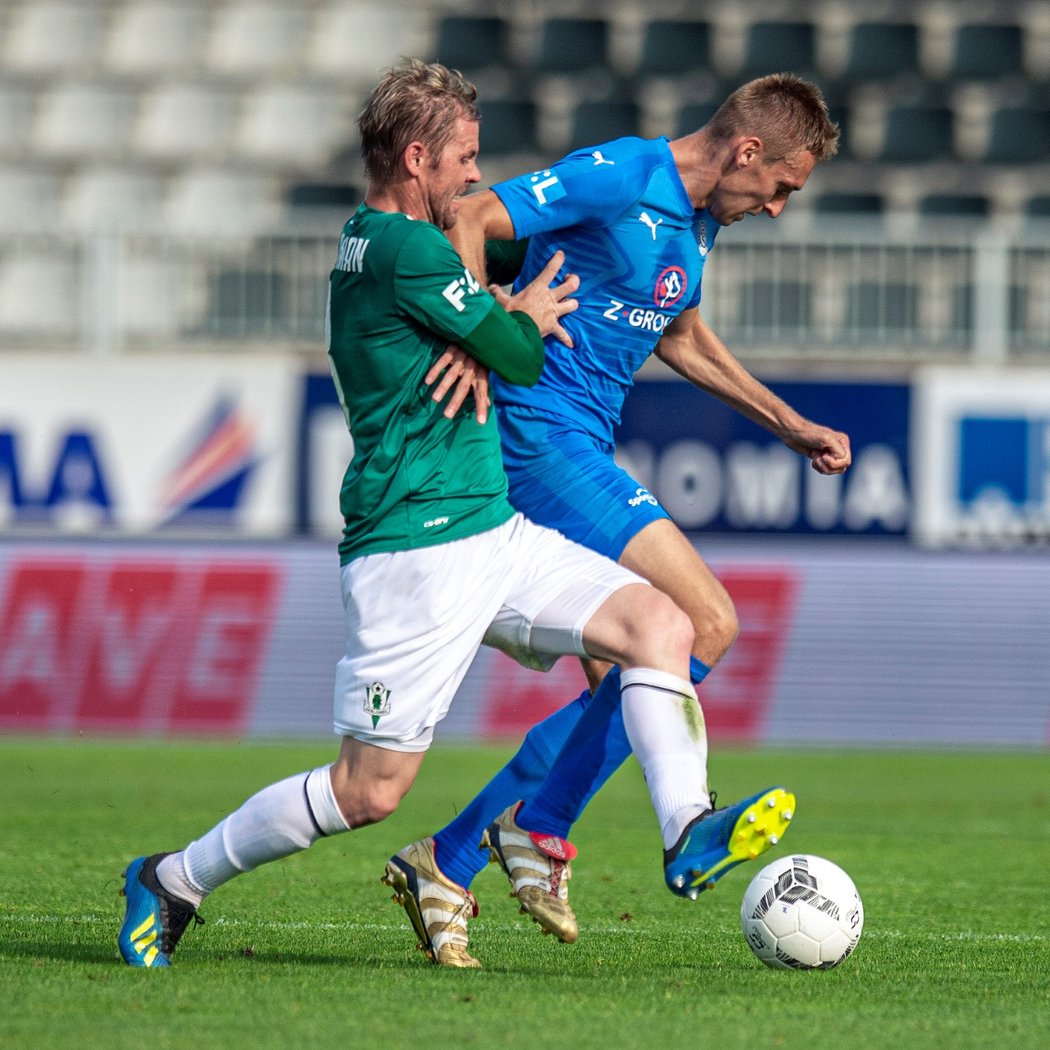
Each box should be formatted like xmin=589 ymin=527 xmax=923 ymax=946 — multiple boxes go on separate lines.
xmin=484 ymin=237 xmax=528 ymax=286
xmin=394 ymin=223 xmax=543 ymax=386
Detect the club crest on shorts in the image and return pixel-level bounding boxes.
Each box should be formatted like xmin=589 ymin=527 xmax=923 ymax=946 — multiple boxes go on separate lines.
xmin=364 ymin=682 xmax=391 ymax=727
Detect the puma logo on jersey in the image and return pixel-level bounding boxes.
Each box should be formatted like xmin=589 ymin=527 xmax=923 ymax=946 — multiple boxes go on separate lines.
xmin=639 ymin=212 xmax=663 ymax=239
xmin=591 ymin=151 xmax=615 ymax=166
xmin=442 ymin=268 xmax=481 ymax=312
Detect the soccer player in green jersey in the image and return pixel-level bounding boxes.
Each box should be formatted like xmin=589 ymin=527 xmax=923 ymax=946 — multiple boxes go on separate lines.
xmin=116 ymin=59 xmax=726 ymax=970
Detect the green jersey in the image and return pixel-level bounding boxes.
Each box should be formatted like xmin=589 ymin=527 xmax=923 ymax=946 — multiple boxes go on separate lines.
xmin=328 ymin=204 xmax=543 ymax=564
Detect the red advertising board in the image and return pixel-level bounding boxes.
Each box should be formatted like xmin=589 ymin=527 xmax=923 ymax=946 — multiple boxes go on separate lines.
xmin=0 ymin=556 xmax=281 ymax=734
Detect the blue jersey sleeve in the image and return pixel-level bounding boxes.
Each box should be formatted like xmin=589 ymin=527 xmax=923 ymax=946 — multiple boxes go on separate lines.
xmin=493 ymin=139 xmax=661 ymax=239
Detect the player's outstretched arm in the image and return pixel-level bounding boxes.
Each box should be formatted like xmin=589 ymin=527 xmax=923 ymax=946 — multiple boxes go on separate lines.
xmin=655 ymin=308 xmax=851 ymax=475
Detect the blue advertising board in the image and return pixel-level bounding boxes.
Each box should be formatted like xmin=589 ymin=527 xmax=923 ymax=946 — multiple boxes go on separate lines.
xmin=298 ymin=372 xmax=911 ymax=538
xmin=614 ymin=379 xmax=911 ymax=536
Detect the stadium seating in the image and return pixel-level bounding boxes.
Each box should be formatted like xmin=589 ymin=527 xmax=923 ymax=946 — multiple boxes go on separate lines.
xmin=0 ymin=0 xmax=1049 ymax=356
xmin=813 ymin=191 xmax=885 ymax=217
xmin=532 ymin=18 xmax=611 ymax=74
xmin=635 ymin=20 xmax=712 ymax=77
xmin=736 ymin=21 xmax=818 ymax=81
xmin=1024 ymin=195 xmax=1050 ymax=218
xmin=434 ymin=15 xmax=512 ymax=73
xmin=0 ymin=247 xmax=79 ymax=334
xmin=106 ymin=2 xmax=211 ymax=75
xmin=135 ymin=84 xmax=241 ymax=161
xmin=32 ymin=83 xmax=138 ymax=161
xmin=2 ymin=0 xmax=108 ymax=74
xmin=982 ymin=106 xmax=1050 ymax=164
xmin=838 ymin=21 xmax=921 ymax=82
xmin=235 ymin=85 xmax=353 ymax=167
xmin=675 ymin=101 xmax=719 ymax=137
xmin=64 ymin=167 xmax=167 ymax=230
xmin=164 ymin=168 xmax=282 ymax=234
xmin=307 ymin=3 xmax=429 ymax=83
xmin=568 ymin=99 xmax=642 ymax=152
xmin=478 ymin=99 xmax=540 ymax=156
xmin=917 ymin=193 xmax=991 ymax=218
xmin=945 ymin=23 xmax=1024 ymax=81
xmin=204 ymin=1 xmax=311 ymax=76
xmin=0 ymin=166 xmax=65 ymax=232
xmin=877 ymin=103 xmax=956 ymax=163
xmin=0 ymin=81 xmax=35 ymax=157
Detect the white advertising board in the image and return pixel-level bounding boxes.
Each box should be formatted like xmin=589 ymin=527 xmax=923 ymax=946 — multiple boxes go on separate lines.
xmin=0 ymin=354 xmax=300 ymax=535
xmin=915 ymin=367 xmax=1050 ymax=546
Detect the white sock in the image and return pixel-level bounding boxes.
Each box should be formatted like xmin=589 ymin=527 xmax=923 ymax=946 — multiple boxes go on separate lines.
xmin=619 ymin=668 xmax=711 ymax=849
xmin=157 ymin=765 xmax=349 ymax=906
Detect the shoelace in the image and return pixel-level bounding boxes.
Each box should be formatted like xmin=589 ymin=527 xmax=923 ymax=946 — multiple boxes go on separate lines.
xmin=445 ymin=891 xmax=479 ymax=948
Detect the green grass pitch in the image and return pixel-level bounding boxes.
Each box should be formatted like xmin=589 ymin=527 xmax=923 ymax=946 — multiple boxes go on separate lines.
xmin=1 ymin=739 xmax=1048 ymax=1049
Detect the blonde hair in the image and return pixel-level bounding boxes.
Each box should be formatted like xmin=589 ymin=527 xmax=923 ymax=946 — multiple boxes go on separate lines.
xmin=707 ymin=73 xmax=839 ymax=162
xmin=359 ymin=58 xmax=480 ymax=183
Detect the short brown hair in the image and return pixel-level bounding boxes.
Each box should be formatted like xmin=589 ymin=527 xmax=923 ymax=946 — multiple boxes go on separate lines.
xmin=359 ymin=58 xmax=481 ymax=183
xmin=707 ymin=73 xmax=839 ymax=162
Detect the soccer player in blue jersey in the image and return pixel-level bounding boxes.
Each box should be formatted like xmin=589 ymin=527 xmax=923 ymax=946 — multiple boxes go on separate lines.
xmin=387 ymin=73 xmax=851 ymax=964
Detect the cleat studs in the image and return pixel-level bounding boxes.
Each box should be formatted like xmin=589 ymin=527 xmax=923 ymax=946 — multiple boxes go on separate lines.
xmin=688 ymin=888 xmax=699 ymax=901
xmin=769 ymin=834 xmax=779 ymax=845
xmin=673 ymin=874 xmax=686 ymax=889
xmin=748 ymin=848 xmax=760 ymax=859
xmin=766 ymin=797 xmax=776 ymax=808
xmin=747 ymin=812 xmax=757 ymax=824
xmin=783 ymin=810 xmax=793 ymax=821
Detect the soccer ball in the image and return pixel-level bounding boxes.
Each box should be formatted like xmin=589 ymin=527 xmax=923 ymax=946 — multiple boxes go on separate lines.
xmin=740 ymin=854 xmax=863 ymax=970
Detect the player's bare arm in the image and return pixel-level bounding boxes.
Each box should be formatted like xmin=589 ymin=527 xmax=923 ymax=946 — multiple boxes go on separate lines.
xmin=655 ymin=308 xmax=851 ymax=475
xmin=448 ymin=190 xmax=517 ymax=281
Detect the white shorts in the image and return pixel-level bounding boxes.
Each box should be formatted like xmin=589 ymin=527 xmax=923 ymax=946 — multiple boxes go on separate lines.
xmin=332 ymin=513 xmax=646 ymax=751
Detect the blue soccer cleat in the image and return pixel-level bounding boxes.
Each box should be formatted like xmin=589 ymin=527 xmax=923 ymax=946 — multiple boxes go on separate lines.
xmin=664 ymin=787 xmax=796 ymax=900
xmin=117 ymin=853 xmax=202 ymax=967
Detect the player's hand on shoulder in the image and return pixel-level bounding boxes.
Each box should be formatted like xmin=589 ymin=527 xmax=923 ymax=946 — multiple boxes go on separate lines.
xmin=499 ymin=250 xmax=579 ymax=348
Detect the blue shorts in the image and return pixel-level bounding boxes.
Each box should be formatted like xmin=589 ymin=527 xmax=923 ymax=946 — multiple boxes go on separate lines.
xmin=497 ymin=406 xmax=671 ymax=561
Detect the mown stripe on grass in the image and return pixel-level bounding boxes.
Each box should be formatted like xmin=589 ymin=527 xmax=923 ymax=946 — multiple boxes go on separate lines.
xmin=2 ymin=912 xmax=1047 ymax=943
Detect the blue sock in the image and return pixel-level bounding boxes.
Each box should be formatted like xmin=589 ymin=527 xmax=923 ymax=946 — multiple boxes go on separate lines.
xmin=517 ymin=658 xmax=713 ymax=838
xmin=689 ymin=656 xmax=712 ymax=688
xmin=432 ymin=689 xmax=589 ymax=890
xmin=516 ymin=667 xmax=628 ymax=837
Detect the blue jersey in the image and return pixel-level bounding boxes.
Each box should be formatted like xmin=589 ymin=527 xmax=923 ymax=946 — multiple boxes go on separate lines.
xmin=491 ymin=137 xmax=719 ymax=446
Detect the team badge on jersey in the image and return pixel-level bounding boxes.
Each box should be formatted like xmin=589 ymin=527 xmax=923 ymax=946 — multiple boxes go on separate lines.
xmin=364 ymin=682 xmax=392 ymax=727
xmin=654 ymin=266 xmax=688 ymax=309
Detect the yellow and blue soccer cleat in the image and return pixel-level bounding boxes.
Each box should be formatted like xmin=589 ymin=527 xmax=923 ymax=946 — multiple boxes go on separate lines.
xmin=664 ymin=787 xmax=796 ymax=900
xmin=117 ymin=854 xmax=202 ymax=967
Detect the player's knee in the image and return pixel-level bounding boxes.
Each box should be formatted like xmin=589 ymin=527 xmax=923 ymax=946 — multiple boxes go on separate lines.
xmin=330 ymin=778 xmax=404 ymax=828
xmin=631 ymin=590 xmax=695 ymax=665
